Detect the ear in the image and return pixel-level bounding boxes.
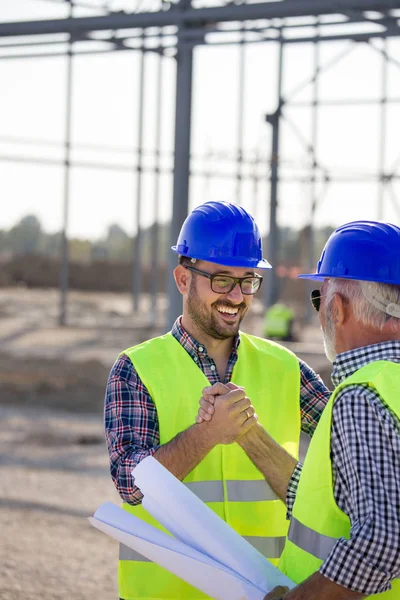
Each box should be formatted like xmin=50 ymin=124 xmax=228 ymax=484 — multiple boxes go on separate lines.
xmin=174 ymin=264 xmax=191 ymax=295
xmin=332 ymin=292 xmax=346 ymax=326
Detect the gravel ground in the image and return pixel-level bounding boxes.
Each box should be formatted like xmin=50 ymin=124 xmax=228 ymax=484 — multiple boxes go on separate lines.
xmin=0 ymin=405 xmax=120 ymax=600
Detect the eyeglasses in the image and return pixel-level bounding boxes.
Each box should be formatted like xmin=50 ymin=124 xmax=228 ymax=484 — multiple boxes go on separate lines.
xmin=185 ymin=266 xmax=263 ymax=295
xmin=310 ymin=289 xmax=325 ymax=312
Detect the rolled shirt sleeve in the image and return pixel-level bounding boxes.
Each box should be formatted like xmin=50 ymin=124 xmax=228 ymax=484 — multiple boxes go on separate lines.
xmin=104 ymin=354 xmax=160 ymax=504
xmin=298 ymin=359 xmax=331 ymax=437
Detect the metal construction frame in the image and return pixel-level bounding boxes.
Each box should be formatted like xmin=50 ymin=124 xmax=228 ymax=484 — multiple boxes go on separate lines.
xmin=1 ymin=0 xmax=400 ymax=327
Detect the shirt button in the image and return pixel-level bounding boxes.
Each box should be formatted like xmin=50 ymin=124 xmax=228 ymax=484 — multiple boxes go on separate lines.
xmin=193 ymin=356 xmax=198 ymax=362
xmin=198 ymin=346 xmax=204 ymax=352
xmin=210 ymin=365 xmax=216 ymax=371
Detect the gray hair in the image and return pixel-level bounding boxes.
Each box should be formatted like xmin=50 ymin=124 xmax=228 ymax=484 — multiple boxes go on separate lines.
xmin=326 ymin=278 xmax=400 ymax=332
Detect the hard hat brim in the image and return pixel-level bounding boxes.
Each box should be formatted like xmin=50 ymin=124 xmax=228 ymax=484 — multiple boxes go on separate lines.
xmin=172 ymin=246 xmax=272 ymax=270
xmin=297 ymin=273 xmax=325 ymax=281
xmin=297 ymin=272 xmax=400 ymax=285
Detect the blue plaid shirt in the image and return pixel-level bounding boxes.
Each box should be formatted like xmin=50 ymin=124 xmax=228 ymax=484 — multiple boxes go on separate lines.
xmin=105 ymin=317 xmax=330 ymax=504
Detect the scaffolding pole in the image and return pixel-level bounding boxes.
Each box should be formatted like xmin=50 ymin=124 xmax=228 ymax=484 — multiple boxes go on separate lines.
xmin=150 ymin=44 xmax=164 ymax=324
xmin=59 ymin=0 xmax=74 ymax=327
xmin=265 ymin=36 xmax=284 ymax=309
xmin=305 ymin=18 xmax=320 ymax=323
xmin=236 ymin=28 xmax=245 ymax=206
xmin=378 ymin=38 xmax=388 ymax=221
xmin=167 ymin=32 xmax=194 ymax=329
xmin=132 ymin=38 xmax=145 ymax=314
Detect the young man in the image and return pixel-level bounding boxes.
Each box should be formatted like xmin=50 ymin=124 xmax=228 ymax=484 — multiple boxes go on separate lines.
xmin=199 ymin=220 xmax=400 ymax=599
xmin=105 ymin=201 xmax=330 ymax=600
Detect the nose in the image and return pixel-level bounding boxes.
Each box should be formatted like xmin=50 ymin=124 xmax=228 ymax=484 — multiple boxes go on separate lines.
xmin=226 ymin=282 xmax=244 ymax=303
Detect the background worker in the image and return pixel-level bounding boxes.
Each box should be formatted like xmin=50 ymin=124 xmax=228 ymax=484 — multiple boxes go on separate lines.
xmin=104 ymin=200 xmax=330 ymax=600
xmin=263 ymin=302 xmax=295 ymax=341
xmin=198 ymin=221 xmax=400 ymax=599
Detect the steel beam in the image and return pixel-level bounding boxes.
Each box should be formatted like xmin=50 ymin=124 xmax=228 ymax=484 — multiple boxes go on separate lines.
xmin=1 ymin=27 xmax=400 ymax=63
xmin=0 ymin=1 xmax=399 ymax=38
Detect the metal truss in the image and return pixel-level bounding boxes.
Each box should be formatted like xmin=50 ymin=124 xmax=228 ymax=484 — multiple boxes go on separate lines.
xmin=0 ymin=0 xmax=400 ymax=326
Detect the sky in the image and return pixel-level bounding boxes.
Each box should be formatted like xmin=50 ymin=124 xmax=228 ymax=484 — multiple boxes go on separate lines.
xmin=0 ymin=0 xmax=400 ymax=240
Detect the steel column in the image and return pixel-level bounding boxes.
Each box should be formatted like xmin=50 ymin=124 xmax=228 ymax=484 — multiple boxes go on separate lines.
xmin=236 ymin=30 xmax=245 ymax=205
xmin=265 ymin=37 xmax=284 ymax=309
xmin=378 ymin=38 xmax=388 ymax=221
xmin=59 ymin=0 xmax=74 ymax=327
xmin=150 ymin=46 xmax=163 ymax=324
xmin=305 ymin=19 xmax=320 ymax=323
xmin=167 ymin=34 xmax=194 ymax=329
xmin=132 ymin=40 xmax=145 ymax=314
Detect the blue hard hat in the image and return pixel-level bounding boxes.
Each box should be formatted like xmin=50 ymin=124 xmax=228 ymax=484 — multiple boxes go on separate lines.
xmin=298 ymin=220 xmax=400 ymax=285
xmin=171 ymin=201 xmax=272 ymax=269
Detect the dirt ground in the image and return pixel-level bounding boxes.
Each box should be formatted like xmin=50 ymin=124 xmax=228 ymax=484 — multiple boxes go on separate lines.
xmin=0 ymin=287 xmax=331 ymax=600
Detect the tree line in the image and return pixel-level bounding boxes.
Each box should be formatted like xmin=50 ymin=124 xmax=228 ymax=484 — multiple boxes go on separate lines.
xmin=0 ymin=214 xmax=334 ymax=267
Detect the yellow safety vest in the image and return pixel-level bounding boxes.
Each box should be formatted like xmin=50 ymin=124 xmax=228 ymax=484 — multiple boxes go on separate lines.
xmin=119 ymin=331 xmax=300 ymax=600
xmin=279 ymin=360 xmax=400 ymax=598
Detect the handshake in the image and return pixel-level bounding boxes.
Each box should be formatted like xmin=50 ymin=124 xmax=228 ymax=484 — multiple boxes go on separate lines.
xmin=194 ymin=382 xmax=258 ymax=446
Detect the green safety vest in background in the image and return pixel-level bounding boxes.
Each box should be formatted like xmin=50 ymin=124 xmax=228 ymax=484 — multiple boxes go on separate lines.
xmin=118 ymin=331 xmax=300 ymax=600
xmin=279 ymin=360 xmax=400 ymax=598
xmin=264 ymin=304 xmax=293 ymax=338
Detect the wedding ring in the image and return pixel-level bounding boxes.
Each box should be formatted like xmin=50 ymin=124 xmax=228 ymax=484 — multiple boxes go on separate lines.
xmin=245 ymin=409 xmax=250 ymax=420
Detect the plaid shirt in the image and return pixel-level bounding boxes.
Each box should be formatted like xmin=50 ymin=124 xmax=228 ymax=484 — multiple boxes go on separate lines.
xmin=286 ymin=341 xmax=400 ymax=595
xmin=105 ymin=317 xmax=330 ymax=504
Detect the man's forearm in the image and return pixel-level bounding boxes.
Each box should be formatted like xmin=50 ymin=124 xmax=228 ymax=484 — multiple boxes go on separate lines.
xmin=153 ymin=423 xmax=216 ymax=481
xmin=238 ymin=423 xmax=297 ymax=503
xmin=271 ymin=572 xmax=366 ymax=600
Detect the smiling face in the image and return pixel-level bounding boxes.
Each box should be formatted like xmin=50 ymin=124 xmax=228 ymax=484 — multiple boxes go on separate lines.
xmin=178 ymin=260 xmax=257 ymax=341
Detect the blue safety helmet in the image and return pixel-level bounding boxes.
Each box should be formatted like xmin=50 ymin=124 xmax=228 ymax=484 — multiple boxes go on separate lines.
xmin=298 ymin=220 xmax=400 ymax=285
xmin=171 ymin=201 xmax=272 ymax=269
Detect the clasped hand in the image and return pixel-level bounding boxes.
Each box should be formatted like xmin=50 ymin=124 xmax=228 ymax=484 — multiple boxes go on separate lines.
xmin=195 ymin=382 xmax=258 ymax=444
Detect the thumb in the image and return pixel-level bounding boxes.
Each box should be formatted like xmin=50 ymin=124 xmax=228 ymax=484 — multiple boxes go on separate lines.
xmin=226 ymin=382 xmax=244 ymax=391
xmin=203 ymin=382 xmax=230 ymax=397
xmin=267 ymin=586 xmax=289 ymax=599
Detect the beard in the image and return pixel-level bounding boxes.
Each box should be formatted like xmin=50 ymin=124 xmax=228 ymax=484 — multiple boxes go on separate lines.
xmin=186 ymin=278 xmax=247 ymax=340
xmin=322 ymin=307 xmax=337 ymax=363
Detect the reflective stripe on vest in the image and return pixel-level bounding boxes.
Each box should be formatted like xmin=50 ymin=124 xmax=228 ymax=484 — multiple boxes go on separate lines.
xmin=245 ymin=535 xmax=286 ymax=558
xmin=184 ymin=480 xmax=278 ymax=502
xmin=120 ymin=535 xmax=286 ymax=562
xmin=288 ymin=517 xmax=337 ymax=562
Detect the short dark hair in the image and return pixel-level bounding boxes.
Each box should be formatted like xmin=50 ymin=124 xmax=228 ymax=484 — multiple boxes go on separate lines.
xmin=178 ymin=255 xmax=193 ymax=267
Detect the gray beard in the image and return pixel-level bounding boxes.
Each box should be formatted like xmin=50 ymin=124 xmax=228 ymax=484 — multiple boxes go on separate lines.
xmin=322 ymin=311 xmax=337 ymax=363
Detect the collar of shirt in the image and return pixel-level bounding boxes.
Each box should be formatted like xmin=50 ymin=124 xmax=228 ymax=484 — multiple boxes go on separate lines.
xmin=171 ymin=316 xmax=241 ymax=361
xmin=331 ymin=340 xmax=400 ymax=387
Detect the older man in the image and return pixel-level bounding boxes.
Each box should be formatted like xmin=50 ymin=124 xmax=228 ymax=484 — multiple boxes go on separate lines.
xmin=199 ymin=221 xmax=400 ymax=599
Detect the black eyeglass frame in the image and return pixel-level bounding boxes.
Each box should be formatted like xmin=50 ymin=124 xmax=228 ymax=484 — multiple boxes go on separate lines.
xmin=184 ymin=265 xmax=263 ymax=295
